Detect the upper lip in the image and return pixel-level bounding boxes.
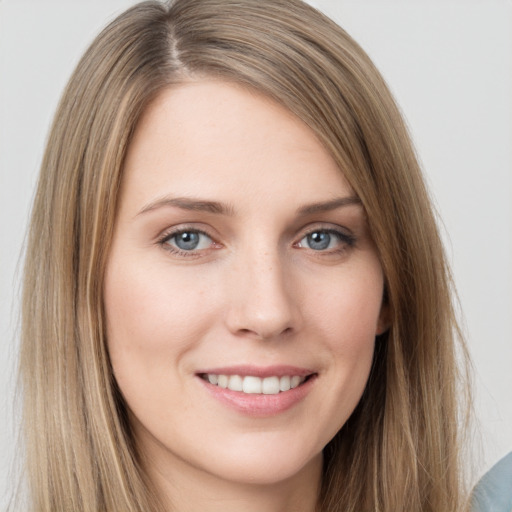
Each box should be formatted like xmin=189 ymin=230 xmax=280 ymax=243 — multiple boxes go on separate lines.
xmin=196 ymin=365 xmax=315 ymax=378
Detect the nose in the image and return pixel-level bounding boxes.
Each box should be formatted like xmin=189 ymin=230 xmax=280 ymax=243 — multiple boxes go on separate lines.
xmin=224 ymin=250 xmax=300 ymax=340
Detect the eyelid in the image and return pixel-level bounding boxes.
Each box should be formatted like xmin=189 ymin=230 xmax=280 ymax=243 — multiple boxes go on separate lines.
xmin=156 ymin=225 xmax=221 ymax=257
xmin=294 ymin=224 xmax=357 ymax=251
xmin=157 ymin=226 xmax=210 ymax=242
xmin=297 ymin=223 xmax=354 ymax=240
xmin=154 ymin=222 xmax=356 ymax=259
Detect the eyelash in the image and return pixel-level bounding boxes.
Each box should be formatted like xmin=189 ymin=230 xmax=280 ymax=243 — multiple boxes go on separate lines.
xmin=157 ymin=227 xmax=217 ymax=258
xmin=156 ymin=225 xmax=356 ymax=258
xmin=296 ymin=227 xmax=356 ymax=255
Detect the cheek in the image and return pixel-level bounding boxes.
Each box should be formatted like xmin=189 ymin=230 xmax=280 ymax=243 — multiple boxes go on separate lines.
xmin=308 ymin=266 xmax=384 ymax=344
xmin=103 ymin=259 xmax=218 ymax=387
xmin=304 ymin=265 xmax=383 ymax=422
xmin=319 ymin=282 xmax=379 ymax=380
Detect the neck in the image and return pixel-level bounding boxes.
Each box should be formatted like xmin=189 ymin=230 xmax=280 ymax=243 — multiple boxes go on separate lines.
xmin=147 ymin=451 xmax=323 ymax=512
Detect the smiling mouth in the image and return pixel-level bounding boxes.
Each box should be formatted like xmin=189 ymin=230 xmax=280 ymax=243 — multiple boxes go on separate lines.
xmin=198 ymin=373 xmax=315 ymax=395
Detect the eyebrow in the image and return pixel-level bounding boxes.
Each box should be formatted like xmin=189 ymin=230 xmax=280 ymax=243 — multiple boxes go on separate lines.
xmin=136 ymin=194 xmax=361 ymax=217
xmin=137 ymin=196 xmax=235 ymax=216
xmin=296 ymin=196 xmax=361 ymax=215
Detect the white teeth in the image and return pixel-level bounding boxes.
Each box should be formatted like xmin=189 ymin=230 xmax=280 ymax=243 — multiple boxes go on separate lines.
xmin=228 ymin=375 xmax=243 ymax=392
xmin=262 ymin=376 xmax=280 ymax=395
xmin=204 ymin=373 xmax=308 ymax=394
xmin=243 ymin=376 xmax=262 ymax=394
xmin=279 ymin=375 xmax=291 ymax=392
xmin=290 ymin=376 xmax=301 ymax=389
xmin=217 ymin=374 xmax=228 ymax=388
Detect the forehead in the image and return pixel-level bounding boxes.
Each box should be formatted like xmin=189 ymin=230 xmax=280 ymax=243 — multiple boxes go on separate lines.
xmin=121 ymin=80 xmax=354 ymax=213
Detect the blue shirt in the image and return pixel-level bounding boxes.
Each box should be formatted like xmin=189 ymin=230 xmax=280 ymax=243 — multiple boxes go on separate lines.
xmin=472 ymin=452 xmax=512 ymax=512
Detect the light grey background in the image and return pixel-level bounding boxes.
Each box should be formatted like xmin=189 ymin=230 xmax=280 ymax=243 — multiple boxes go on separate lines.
xmin=1 ymin=0 xmax=511 ymax=506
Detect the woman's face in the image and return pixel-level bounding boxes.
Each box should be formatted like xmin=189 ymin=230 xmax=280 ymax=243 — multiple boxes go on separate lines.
xmin=104 ymin=80 xmax=386 ymax=490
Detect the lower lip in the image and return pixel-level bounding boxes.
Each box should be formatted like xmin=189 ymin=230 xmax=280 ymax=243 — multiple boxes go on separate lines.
xmin=198 ymin=375 xmax=317 ymax=417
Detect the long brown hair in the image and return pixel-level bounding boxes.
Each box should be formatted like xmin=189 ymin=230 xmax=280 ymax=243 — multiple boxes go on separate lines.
xmin=19 ymin=0 xmax=471 ymax=510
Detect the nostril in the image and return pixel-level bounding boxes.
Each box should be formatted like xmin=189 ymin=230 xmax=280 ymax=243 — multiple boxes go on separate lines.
xmin=236 ymin=325 xmax=294 ymax=340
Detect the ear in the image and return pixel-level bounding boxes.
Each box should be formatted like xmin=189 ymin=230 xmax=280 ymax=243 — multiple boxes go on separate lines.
xmin=375 ymin=302 xmax=391 ymax=336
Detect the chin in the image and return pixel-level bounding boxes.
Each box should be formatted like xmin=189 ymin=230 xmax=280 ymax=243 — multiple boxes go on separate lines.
xmin=209 ymin=453 xmax=322 ymax=488
xmin=194 ymin=434 xmax=324 ymax=487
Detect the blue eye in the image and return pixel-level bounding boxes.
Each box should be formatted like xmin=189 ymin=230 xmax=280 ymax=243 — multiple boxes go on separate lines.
xmin=163 ymin=230 xmax=213 ymax=252
xmin=298 ymin=229 xmax=353 ymax=251
xmin=304 ymin=231 xmax=332 ymax=250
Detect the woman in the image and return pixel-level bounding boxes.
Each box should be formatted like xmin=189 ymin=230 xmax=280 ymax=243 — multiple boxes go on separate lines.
xmin=18 ymin=0 xmax=472 ymax=510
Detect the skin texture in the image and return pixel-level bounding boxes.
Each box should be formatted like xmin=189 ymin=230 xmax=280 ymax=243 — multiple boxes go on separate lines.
xmin=104 ymin=80 xmax=387 ymax=512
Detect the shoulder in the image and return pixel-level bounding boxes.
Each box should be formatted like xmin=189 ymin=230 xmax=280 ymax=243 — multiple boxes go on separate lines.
xmin=472 ymin=452 xmax=512 ymax=512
